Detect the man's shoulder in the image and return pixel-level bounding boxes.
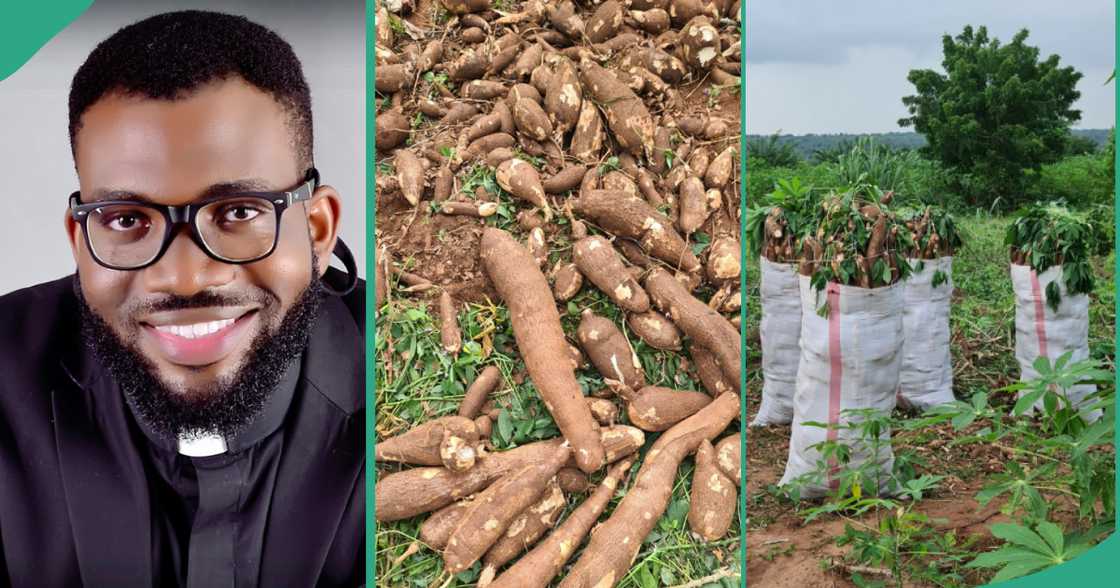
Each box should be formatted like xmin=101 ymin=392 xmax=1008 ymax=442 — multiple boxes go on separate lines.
xmin=0 ymin=276 xmax=78 ymax=418
xmin=0 ymin=275 xmax=77 ymax=350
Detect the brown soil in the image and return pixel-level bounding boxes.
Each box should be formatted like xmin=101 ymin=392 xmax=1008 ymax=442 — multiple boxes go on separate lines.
xmin=744 ymin=413 xmax=1011 ymax=587
xmin=376 ymin=3 xmax=742 ymax=313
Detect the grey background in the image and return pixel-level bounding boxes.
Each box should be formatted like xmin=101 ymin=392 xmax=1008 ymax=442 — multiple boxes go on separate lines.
xmin=746 ymin=0 xmax=1115 ymax=134
xmin=0 ymin=0 xmax=365 ymax=295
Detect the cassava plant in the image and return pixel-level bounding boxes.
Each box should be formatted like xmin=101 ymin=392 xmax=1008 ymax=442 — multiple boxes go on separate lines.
xmin=745 ymin=177 xmax=818 ymax=263
xmin=1004 ymin=202 xmax=1095 ymax=310
xmin=898 ymin=205 xmax=964 ymax=288
xmin=898 ymin=205 xmax=963 ymax=260
xmin=803 ymin=183 xmax=915 ymax=291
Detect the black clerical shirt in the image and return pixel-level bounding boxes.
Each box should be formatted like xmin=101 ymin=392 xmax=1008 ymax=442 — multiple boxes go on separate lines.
xmin=0 ymin=271 xmax=365 ymax=588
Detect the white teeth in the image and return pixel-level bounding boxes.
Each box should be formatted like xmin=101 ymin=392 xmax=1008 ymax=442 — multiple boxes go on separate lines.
xmin=155 ymin=318 xmax=235 ymax=339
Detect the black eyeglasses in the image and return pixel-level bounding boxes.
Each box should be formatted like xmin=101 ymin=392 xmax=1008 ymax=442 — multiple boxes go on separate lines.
xmin=70 ymin=169 xmax=319 ymax=271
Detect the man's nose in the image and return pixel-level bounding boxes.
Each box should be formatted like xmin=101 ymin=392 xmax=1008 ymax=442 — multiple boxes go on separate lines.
xmin=141 ymin=227 xmax=236 ymax=296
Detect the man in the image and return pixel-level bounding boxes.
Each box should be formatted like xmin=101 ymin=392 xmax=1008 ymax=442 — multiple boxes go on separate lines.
xmin=0 ymin=11 xmax=364 ymax=588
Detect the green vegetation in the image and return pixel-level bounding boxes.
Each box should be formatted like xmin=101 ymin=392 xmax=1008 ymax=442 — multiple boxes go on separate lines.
xmin=745 ymin=19 xmax=1114 ymax=586
xmin=1004 ymin=203 xmax=1098 ymax=308
xmin=900 ymin=26 xmax=1085 ymax=208
xmin=375 ymin=286 xmax=740 ymax=587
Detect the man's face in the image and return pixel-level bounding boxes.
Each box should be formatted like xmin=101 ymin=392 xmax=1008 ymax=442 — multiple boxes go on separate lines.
xmin=67 ymin=77 xmax=339 ymax=404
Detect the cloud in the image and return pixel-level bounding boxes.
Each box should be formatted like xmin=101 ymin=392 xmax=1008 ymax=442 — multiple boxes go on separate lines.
xmin=746 ymin=0 xmax=1115 ymax=133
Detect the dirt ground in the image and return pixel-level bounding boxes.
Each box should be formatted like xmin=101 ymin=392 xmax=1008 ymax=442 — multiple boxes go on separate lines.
xmin=744 ymin=415 xmax=1007 ymax=587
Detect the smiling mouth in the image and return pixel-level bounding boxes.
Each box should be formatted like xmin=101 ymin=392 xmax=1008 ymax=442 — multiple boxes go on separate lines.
xmin=152 ymin=317 xmax=238 ymax=339
xmin=141 ymin=309 xmax=259 ymax=367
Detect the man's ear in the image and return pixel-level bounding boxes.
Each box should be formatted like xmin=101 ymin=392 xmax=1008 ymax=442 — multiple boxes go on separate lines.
xmin=64 ymin=210 xmax=84 ymax=261
xmin=306 ymin=185 xmax=342 ymax=277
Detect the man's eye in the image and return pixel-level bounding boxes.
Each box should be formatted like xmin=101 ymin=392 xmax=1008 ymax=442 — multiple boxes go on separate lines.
xmin=222 ymin=206 xmax=263 ymax=222
xmin=104 ymin=213 xmax=148 ymax=231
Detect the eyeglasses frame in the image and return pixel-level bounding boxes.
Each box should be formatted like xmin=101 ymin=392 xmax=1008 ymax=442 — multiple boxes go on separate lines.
xmin=69 ymin=168 xmax=320 ymax=271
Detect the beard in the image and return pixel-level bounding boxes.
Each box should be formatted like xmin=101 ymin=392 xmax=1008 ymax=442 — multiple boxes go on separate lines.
xmin=75 ymin=262 xmax=326 ymax=440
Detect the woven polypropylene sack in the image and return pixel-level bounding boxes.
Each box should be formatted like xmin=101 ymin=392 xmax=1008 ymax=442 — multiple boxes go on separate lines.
xmin=898 ymin=257 xmax=955 ymax=411
xmin=779 ymin=277 xmax=902 ymax=499
xmin=751 ymin=257 xmax=801 ymax=426
xmin=1011 ymin=263 xmax=1099 ymax=421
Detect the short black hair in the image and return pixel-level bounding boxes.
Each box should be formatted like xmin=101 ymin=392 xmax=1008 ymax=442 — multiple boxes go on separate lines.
xmin=69 ymin=10 xmax=313 ymax=169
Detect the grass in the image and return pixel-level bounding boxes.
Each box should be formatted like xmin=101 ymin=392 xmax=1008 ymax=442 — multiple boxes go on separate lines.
xmin=375 ymin=280 xmax=741 ymax=587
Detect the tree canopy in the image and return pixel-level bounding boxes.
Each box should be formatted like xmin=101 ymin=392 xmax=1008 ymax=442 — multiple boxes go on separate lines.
xmin=899 ymin=26 xmax=1083 ymax=207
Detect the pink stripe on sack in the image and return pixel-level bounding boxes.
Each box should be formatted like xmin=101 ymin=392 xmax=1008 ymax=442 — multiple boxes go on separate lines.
xmin=1029 ymin=270 xmax=1049 ymax=358
xmin=826 ymin=283 xmax=842 ymax=491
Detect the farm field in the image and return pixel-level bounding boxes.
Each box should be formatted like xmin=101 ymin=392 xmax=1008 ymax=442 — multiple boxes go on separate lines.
xmin=373 ymin=1 xmax=744 ymax=587
xmin=744 ymin=213 xmax=1116 ymax=587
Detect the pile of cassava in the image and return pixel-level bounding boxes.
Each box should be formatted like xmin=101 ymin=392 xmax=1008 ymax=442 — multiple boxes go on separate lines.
xmin=747 ymin=183 xmax=966 ymax=496
xmin=374 ymin=0 xmax=743 ymax=585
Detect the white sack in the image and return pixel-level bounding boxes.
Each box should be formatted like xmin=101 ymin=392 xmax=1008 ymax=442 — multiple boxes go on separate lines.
xmin=898 ymin=257 xmax=955 ymax=411
xmin=780 ymin=277 xmax=903 ymax=499
xmin=752 ymin=257 xmax=801 ymax=426
xmin=1011 ymin=263 xmax=1099 ymax=420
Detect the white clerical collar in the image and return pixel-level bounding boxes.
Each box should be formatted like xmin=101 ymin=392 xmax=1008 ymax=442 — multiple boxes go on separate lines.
xmin=177 ymin=432 xmax=228 ymax=457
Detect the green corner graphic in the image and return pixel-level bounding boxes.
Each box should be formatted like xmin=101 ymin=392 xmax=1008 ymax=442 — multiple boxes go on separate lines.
xmin=0 ymin=2 xmax=92 ymax=82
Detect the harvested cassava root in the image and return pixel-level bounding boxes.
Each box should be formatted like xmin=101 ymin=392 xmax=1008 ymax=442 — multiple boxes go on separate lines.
xmin=375 ymin=416 xmax=479 ymax=468
xmin=375 ymin=426 xmax=644 ymax=521
xmin=443 ymin=444 xmax=570 ymax=573
xmin=688 ymin=439 xmax=736 ymax=541
xmin=480 ymin=227 xmax=605 ymax=474
xmin=559 ymin=431 xmax=707 ymax=588
xmin=489 ymin=458 xmax=634 ymax=588
xmin=626 ymin=386 xmax=713 ymax=432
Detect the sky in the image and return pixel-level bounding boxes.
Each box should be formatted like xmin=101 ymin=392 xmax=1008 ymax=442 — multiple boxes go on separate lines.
xmin=746 ymin=0 xmax=1115 ymax=134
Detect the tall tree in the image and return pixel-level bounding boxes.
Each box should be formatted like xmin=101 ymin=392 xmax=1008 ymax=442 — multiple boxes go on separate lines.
xmin=899 ymin=26 xmax=1082 ymax=207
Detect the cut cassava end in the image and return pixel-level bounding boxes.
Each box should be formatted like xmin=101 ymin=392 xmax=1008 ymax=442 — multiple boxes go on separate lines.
xmin=479 ymin=228 xmax=606 ymax=473
xmin=460 ymin=365 xmax=502 ymax=419
xmin=572 ymin=236 xmax=651 ymax=313
xmin=687 ymin=439 xmax=736 ymax=541
xmin=375 ymin=415 xmax=480 ymax=467
xmin=644 ymin=267 xmax=740 ymax=383
xmin=443 ymin=444 xmax=571 ymax=574
xmin=585 ymin=397 xmax=620 ymax=425
xmin=576 ymin=309 xmax=647 ymax=393
xmin=440 ymin=432 xmax=477 ymax=472
xmin=556 ymin=467 xmax=591 ymax=494
xmin=488 ymin=457 xmax=634 ymax=588
xmin=626 ymin=386 xmax=713 ymax=432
